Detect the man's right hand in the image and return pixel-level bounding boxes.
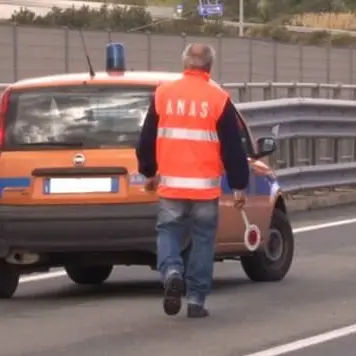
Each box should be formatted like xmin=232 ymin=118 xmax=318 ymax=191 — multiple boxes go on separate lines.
xmin=232 ymin=190 xmax=246 ymax=209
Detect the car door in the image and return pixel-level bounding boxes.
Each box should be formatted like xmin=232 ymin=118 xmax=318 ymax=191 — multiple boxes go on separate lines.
xmin=216 ymin=110 xmax=266 ymax=250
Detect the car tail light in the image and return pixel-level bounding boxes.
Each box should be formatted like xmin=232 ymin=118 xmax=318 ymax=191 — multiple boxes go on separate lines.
xmin=0 ymin=88 xmax=10 ymax=149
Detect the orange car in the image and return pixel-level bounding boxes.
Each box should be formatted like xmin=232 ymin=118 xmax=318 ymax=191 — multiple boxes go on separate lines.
xmin=0 ymin=44 xmax=294 ymax=298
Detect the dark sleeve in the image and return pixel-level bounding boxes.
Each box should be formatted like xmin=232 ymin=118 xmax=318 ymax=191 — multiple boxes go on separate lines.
xmin=135 ymin=96 xmax=158 ymax=178
xmin=216 ymin=98 xmax=250 ymax=190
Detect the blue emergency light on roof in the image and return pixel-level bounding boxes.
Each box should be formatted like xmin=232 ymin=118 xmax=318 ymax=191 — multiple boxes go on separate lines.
xmin=106 ymin=43 xmax=126 ymax=72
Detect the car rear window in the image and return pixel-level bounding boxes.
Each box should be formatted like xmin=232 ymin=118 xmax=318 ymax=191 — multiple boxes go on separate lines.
xmin=4 ymin=84 xmax=154 ymax=150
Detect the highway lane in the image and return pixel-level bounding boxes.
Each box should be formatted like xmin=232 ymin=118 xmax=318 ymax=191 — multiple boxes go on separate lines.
xmin=1 ymin=205 xmax=356 ymax=356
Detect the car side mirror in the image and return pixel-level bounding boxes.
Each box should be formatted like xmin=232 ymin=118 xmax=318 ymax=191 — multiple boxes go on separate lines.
xmin=254 ymin=136 xmax=277 ymax=159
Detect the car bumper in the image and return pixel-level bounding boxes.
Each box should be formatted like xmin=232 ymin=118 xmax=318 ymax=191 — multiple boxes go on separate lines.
xmin=0 ymin=203 xmax=158 ymax=256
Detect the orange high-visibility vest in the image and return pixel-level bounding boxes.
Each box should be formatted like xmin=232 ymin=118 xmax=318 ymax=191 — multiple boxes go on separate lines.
xmin=154 ymin=70 xmax=229 ymax=200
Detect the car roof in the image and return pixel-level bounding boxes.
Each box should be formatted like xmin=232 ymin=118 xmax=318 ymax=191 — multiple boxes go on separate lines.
xmin=9 ymin=71 xmax=220 ymax=90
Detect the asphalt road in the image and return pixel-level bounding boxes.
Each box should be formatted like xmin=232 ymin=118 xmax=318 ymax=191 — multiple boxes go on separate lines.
xmin=1 ymin=204 xmax=356 ymax=356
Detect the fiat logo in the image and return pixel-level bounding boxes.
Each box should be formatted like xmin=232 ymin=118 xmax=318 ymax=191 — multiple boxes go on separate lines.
xmin=73 ymin=153 xmax=85 ymax=166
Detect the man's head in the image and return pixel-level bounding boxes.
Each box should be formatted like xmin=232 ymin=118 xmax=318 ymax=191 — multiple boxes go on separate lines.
xmin=182 ymin=44 xmax=216 ymax=73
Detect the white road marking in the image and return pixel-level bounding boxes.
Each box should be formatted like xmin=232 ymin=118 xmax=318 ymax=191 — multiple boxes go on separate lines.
xmin=17 ymin=216 xmax=356 ymax=284
xmin=243 ymin=324 xmax=356 ymax=356
xmin=293 ymin=217 xmax=356 ymax=234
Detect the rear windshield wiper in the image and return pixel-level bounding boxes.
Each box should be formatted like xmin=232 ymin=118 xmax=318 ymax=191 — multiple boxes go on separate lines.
xmin=18 ymin=141 xmax=84 ymax=147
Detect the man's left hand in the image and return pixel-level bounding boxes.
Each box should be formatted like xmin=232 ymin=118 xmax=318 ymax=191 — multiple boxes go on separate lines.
xmin=144 ymin=176 xmax=160 ymax=192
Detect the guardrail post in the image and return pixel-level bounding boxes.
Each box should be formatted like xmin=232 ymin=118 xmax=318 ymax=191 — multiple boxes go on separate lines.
xmin=274 ymin=139 xmax=290 ymax=169
xmin=289 ymin=139 xmax=295 ymax=167
xmin=332 ymin=85 xmax=341 ymax=99
xmin=310 ymin=139 xmax=316 ymax=166
xmin=263 ymin=83 xmax=272 ymax=100
xmin=287 ymin=84 xmax=297 ymax=97
xmin=238 ymin=84 xmax=248 ymax=102
xmin=352 ymin=89 xmax=356 ymax=101
xmin=311 ymin=85 xmax=320 ymax=98
xmin=334 ymin=138 xmax=339 ymax=163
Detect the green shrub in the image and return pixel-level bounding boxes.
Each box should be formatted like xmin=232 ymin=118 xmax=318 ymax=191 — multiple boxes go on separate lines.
xmin=329 ymin=33 xmax=355 ymax=47
xmin=11 ymin=5 xmax=153 ymax=31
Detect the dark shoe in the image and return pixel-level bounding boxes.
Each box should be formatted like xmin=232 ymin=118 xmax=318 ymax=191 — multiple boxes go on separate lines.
xmin=187 ymin=303 xmax=209 ymax=318
xmin=163 ymin=273 xmax=184 ymax=316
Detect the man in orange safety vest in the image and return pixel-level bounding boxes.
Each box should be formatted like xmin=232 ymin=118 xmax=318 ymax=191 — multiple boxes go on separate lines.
xmin=136 ymin=43 xmax=249 ymax=318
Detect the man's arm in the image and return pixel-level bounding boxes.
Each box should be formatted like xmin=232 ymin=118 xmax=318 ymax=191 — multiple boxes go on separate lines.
xmin=136 ymin=97 xmax=158 ymax=178
xmin=216 ymin=99 xmax=250 ymax=190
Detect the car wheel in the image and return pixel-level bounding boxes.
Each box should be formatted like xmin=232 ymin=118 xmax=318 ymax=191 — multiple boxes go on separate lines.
xmin=65 ymin=265 xmax=113 ymax=285
xmin=240 ymin=209 xmax=294 ymax=282
xmin=0 ymin=261 xmax=19 ymax=299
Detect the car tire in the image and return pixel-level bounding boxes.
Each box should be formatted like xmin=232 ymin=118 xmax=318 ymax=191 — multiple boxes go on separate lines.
xmin=65 ymin=265 xmax=113 ymax=285
xmin=240 ymin=209 xmax=294 ymax=282
xmin=0 ymin=261 xmax=19 ymax=299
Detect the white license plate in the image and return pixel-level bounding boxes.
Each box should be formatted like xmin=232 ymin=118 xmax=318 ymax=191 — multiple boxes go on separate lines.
xmin=47 ymin=178 xmax=114 ymax=194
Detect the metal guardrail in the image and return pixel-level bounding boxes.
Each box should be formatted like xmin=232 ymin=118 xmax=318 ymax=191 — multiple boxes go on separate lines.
xmin=222 ymin=82 xmax=356 ymax=102
xmin=238 ymin=97 xmax=356 ymax=139
xmin=1 ymin=81 xmax=356 ymax=195
xmin=277 ymin=163 xmax=356 ymax=193
xmin=236 ymin=97 xmax=356 ymax=193
xmin=237 ymin=97 xmax=356 ymax=170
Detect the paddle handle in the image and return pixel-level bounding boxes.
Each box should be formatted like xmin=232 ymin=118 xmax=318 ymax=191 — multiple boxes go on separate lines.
xmin=240 ymin=208 xmax=250 ymax=229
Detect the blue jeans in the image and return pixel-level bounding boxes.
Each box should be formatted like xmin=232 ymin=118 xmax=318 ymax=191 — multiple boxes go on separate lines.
xmin=156 ymin=197 xmax=219 ymax=306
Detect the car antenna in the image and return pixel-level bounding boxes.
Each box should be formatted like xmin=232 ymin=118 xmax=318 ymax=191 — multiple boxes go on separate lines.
xmin=79 ymin=29 xmax=95 ymax=78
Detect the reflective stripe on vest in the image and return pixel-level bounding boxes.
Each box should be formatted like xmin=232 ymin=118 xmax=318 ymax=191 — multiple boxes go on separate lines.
xmin=160 ymin=176 xmax=220 ymax=189
xmin=157 ymin=127 xmax=218 ymax=142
